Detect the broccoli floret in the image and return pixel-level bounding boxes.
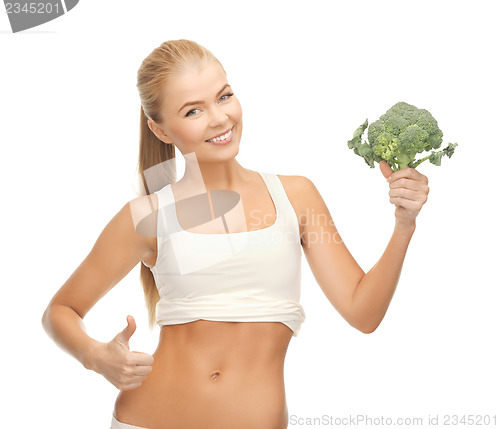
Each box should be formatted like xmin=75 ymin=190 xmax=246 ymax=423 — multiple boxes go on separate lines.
xmin=347 ymin=102 xmax=457 ymax=170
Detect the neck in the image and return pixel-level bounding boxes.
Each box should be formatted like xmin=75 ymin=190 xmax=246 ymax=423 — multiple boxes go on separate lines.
xmin=182 ymin=157 xmax=250 ymax=191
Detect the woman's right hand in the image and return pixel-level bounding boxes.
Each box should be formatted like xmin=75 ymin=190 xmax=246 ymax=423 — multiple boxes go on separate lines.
xmin=89 ymin=315 xmax=154 ymax=391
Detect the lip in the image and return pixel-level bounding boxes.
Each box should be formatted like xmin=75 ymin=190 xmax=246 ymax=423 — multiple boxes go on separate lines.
xmin=205 ymin=126 xmax=234 ymax=145
xmin=206 ymin=126 xmax=233 ymax=141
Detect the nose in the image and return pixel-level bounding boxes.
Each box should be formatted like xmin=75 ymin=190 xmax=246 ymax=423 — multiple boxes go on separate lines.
xmin=208 ymin=104 xmax=229 ymax=128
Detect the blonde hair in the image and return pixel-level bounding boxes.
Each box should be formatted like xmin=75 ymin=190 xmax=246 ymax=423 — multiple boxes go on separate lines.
xmin=135 ymin=39 xmax=226 ymax=330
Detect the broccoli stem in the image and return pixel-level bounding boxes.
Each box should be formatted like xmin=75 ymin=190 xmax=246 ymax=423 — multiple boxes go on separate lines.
xmin=411 ymin=154 xmax=432 ymax=168
xmin=387 ymin=160 xmax=398 ymax=171
xmin=394 ymin=153 xmax=413 ymax=170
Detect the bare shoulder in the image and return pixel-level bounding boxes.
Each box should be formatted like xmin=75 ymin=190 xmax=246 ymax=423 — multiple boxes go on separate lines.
xmin=278 ymin=174 xmax=328 ymax=214
xmin=100 ymin=193 xmax=158 ymax=258
xmin=276 ymin=174 xmax=317 ymax=239
xmin=276 ymin=174 xmax=316 ymax=207
xmin=276 ymin=174 xmax=314 ymax=187
xmin=128 ymin=193 xmax=158 ymax=236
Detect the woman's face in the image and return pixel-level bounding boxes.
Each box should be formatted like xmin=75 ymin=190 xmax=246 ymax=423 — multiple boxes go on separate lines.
xmin=149 ymin=60 xmax=243 ymax=162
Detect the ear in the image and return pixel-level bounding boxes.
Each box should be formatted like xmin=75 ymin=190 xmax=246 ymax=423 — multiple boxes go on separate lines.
xmin=147 ymin=119 xmax=174 ymax=144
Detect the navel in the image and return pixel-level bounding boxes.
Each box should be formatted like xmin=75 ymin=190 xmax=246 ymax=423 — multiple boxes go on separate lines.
xmin=210 ymin=370 xmax=222 ymax=381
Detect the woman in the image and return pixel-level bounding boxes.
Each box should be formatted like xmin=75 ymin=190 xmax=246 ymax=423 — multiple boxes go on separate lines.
xmin=41 ymin=39 xmax=429 ymax=429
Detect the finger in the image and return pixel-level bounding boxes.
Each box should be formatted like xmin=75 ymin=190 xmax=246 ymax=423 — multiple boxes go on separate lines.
xmin=379 ymin=160 xmax=393 ymax=179
xmin=389 ymin=178 xmax=429 ymax=192
xmin=389 ymin=197 xmax=421 ymax=212
xmin=130 ymin=365 xmax=153 ymax=377
xmin=121 ymin=382 xmax=143 ymax=391
xmin=129 ymin=351 xmax=154 ymax=366
xmin=388 ymin=167 xmax=428 ymax=184
xmin=119 ymin=315 xmax=136 ymax=344
xmin=126 ymin=372 xmax=150 ymax=383
xmin=389 ymin=188 xmax=425 ymax=202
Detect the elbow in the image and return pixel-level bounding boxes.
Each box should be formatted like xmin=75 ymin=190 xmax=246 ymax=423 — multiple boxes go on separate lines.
xmin=41 ymin=306 xmax=51 ymax=331
xmin=359 ymin=325 xmax=377 ymax=334
xmin=358 ymin=320 xmax=381 ymax=334
xmin=349 ymin=313 xmax=380 ymax=334
xmin=348 ymin=297 xmax=381 ymax=334
xmin=41 ymin=304 xmax=58 ymax=332
xmin=347 ymin=317 xmax=378 ymax=334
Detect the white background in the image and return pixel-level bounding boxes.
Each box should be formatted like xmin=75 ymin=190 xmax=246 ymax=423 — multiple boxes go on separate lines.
xmin=1 ymin=0 xmax=499 ymax=428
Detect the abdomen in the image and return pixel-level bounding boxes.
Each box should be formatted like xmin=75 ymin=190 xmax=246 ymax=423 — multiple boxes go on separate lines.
xmin=114 ymin=320 xmax=292 ymax=429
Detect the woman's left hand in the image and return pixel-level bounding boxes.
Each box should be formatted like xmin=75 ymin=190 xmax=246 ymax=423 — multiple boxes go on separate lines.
xmin=379 ymin=160 xmax=430 ymax=229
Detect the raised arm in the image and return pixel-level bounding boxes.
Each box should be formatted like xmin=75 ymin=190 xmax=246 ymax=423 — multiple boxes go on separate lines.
xmin=41 ymin=194 xmax=158 ymax=371
xmin=288 ymin=163 xmax=428 ymax=334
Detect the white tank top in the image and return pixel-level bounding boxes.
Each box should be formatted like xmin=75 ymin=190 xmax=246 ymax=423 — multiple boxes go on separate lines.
xmin=150 ymin=171 xmax=306 ymax=337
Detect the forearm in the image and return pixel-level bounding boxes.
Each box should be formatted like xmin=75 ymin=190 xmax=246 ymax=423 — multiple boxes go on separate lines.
xmin=41 ymin=305 xmax=103 ymax=370
xmin=351 ymin=221 xmax=416 ymax=333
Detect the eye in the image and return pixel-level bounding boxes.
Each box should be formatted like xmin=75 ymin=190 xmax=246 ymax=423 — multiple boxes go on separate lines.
xmin=220 ymin=92 xmax=234 ymax=102
xmin=185 ymin=109 xmax=199 ymax=117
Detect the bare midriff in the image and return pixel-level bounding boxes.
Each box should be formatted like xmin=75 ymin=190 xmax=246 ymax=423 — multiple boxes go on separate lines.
xmin=113 ymin=319 xmax=293 ymax=429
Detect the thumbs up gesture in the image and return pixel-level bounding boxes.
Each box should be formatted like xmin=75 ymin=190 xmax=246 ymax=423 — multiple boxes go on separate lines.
xmin=89 ymin=315 xmax=154 ymax=391
xmin=379 ymin=161 xmax=430 ymax=229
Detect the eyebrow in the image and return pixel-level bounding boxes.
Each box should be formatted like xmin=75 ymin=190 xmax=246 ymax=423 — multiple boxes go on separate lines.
xmin=178 ymin=83 xmax=231 ymax=114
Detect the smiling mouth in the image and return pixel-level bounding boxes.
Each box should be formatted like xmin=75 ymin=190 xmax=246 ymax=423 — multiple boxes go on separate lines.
xmin=205 ymin=126 xmax=234 ymax=143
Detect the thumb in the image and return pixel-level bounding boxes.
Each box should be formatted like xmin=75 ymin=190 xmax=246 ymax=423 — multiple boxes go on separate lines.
xmin=116 ymin=315 xmax=136 ymax=348
xmin=379 ymin=160 xmax=393 ymax=179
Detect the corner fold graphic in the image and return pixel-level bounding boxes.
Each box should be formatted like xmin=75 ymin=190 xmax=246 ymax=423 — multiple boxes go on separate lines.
xmin=64 ymin=0 xmax=78 ymax=11
xmin=4 ymin=0 xmax=79 ymax=33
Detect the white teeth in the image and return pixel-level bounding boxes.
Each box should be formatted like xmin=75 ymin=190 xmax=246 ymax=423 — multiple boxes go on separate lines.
xmin=208 ymin=128 xmax=232 ymax=142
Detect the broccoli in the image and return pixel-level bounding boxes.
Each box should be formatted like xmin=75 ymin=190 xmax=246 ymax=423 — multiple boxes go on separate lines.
xmin=347 ymin=102 xmax=458 ymax=170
